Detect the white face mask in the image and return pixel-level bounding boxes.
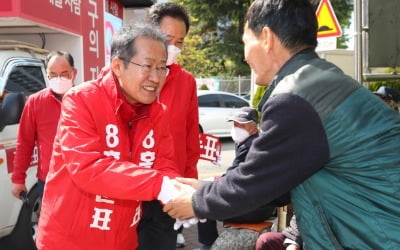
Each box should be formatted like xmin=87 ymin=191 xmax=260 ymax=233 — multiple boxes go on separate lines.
xmin=231 ymin=126 xmax=250 ymax=144
xmin=166 ymin=45 xmax=181 ymax=66
xmin=48 ymin=77 xmax=73 ymax=95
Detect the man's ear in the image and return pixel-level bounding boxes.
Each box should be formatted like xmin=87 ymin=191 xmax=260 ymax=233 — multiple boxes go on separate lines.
xmin=111 ymin=57 xmax=123 ymax=77
xmin=261 ymin=27 xmax=274 ymax=52
xmin=72 ymin=68 xmax=78 ymax=82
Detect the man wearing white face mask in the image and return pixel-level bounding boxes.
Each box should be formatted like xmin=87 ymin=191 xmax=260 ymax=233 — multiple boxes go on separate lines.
xmin=138 ymin=2 xmax=200 ymax=250
xmin=11 ymin=51 xmax=76 ymax=200
xmin=227 ymin=106 xmax=260 ymax=167
xmin=195 ymin=106 xmax=277 ymax=250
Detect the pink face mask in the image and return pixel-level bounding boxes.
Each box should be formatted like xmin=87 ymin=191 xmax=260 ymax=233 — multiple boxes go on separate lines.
xmin=48 ymin=77 xmax=73 ymax=95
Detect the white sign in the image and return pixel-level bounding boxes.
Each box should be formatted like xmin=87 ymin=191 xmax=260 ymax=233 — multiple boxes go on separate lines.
xmin=316 ymin=37 xmax=337 ymax=51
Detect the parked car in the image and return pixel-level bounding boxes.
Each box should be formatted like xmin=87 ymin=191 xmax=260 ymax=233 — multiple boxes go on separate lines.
xmin=0 ymin=41 xmax=48 ymax=250
xmin=198 ymin=90 xmax=250 ymax=137
xmin=242 ymin=93 xmax=251 ymax=101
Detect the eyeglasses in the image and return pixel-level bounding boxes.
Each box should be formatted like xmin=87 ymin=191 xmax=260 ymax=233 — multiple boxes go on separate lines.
xmin=125 ymin=60 xmax=169 ymax=76
xmin=48 ymin=71 xmax=73 ymax=80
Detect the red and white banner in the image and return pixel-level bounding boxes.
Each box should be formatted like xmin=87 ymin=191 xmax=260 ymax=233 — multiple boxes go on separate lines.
xmin=3 ymin=0 xmax=106 ymax=82
xmin=199 ymin=133 xmax=221 ymax=165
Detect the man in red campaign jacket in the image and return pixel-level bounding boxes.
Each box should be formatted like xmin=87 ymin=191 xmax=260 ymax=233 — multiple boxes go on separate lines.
xmin=36 ymin=24 xmax=181 ymax=250
xmin=161 ymin=64 xmax=199 ymax=178
xmin=11 ymin=51 xmax=77 ymax=200
xmin=138 ymin=3 xmax=200 ymax=249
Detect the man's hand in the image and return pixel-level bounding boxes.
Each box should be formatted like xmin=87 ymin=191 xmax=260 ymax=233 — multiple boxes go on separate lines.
xmin=175 ymin=177 xmax=203 ymax=190
xmin=163 ymin=180 xmax=197 ymax=220
xmin=11 ymin=183 xmax=27 ymax=199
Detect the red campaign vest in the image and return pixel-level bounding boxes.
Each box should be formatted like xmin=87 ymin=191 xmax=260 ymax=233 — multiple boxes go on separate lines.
xmin=36 ymin=67 xmax=179 ymax=250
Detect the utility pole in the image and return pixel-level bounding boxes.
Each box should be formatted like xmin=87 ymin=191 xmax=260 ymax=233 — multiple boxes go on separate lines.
xmin=354 ymin=0 xmax=363 ymax=85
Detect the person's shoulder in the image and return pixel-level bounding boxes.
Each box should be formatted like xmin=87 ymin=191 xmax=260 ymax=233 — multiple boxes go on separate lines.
xmin=165 ymin=64 xmax=197 ymax=95
xmin=30 ymin=88 xmax=51 ymax=98
xmin=62 ymin=80 xmax=102 ymax=105
xmin=26 ymin=88 xmax=53 ymax=103
xmin=180 ymin=67 xmax=195 ymax=78
xmin=181 ymin=69 xmax=196 ymax=84
xmin=244 ymin=133 xmax=258 ymax=145
xmin=170 ymin=63 xmax=195 ymax=79
xmin=69 ymin=80 xmax=98 ymax=95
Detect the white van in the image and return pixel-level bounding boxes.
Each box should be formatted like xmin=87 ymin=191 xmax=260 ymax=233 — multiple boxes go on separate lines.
xmin=0 ymin=40 xmax=48 ymax=249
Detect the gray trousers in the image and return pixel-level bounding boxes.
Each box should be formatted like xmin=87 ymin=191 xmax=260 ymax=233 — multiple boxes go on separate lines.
xmin=211 ymin=226 xmax=271 ymax=250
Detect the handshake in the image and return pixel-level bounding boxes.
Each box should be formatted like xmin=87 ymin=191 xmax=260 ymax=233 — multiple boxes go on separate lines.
xmin=157 ymin=176 xmax=206 ymax=229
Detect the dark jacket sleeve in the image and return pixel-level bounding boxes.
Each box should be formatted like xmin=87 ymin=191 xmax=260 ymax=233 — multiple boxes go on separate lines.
xmin=192 ymin=93 xmax=330 ymax=220
xmin=223 ymin=134 xmax=276 ymax=223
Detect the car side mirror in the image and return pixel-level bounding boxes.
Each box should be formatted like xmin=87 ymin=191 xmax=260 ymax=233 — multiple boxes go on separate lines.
xmin=0 ymin=92 xmax=25 ymax=132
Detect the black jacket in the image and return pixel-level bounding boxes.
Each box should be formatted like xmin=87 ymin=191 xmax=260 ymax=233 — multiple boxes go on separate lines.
xmin=222 ymin=133 xmax=276 ymax=223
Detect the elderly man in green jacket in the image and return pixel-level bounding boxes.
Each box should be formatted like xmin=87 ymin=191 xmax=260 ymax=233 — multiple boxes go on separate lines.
xmin=164 ymin=0 xmax=400 ymax=249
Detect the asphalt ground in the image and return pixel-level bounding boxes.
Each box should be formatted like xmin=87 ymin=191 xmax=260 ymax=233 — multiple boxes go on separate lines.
xmin=177 ymin=138 xmax=235 ymax=249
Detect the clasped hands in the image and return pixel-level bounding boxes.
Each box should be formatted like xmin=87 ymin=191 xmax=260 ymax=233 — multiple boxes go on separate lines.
xmin=158 ymin=176 xmax=205 ymax=229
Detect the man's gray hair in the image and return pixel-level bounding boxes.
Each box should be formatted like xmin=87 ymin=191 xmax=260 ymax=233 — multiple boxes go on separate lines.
xmin=110 ymin=23 xmax=167 ymax=67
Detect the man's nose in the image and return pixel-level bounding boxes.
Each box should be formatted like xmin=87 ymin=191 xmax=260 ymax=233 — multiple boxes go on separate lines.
xmin=148 ymin=69 xmax=162 ymax=82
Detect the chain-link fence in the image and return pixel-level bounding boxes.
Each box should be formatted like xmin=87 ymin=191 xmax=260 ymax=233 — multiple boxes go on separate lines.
xmin=196 ymin=75 xmax=251 ymax=97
